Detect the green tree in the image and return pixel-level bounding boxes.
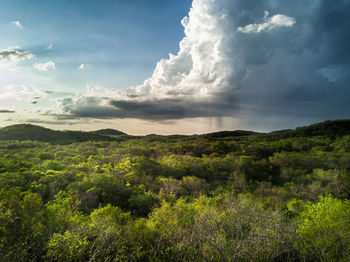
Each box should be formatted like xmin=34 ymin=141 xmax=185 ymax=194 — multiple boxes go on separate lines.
xmin=296 ymin=195 xmax=350 ymax=261
xmin=0 ymin=188 xmax=45 ymax=261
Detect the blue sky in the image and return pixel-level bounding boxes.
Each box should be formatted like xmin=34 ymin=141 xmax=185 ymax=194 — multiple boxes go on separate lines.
xmin=0 ymin=0 xmax=350 ymax=134
xmin=0 ymin=0 xmax=190 ymax=89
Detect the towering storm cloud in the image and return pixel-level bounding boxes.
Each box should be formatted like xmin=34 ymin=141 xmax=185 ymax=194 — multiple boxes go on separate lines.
xmin=58 ymin=0 xmax=350 ymax=129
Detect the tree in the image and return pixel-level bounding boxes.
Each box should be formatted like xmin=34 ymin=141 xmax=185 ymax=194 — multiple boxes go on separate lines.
xmin=296 ymin=195 xmax=350 ymax=261
xmin=0 ymin=188 xmax=45 ymax=261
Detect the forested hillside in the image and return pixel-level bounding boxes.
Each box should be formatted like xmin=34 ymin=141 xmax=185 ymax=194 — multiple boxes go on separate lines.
xmin=1 ymin=120 xmax=350 ymax=261
xmin=0 ymin=124 xmax=125 ymax=144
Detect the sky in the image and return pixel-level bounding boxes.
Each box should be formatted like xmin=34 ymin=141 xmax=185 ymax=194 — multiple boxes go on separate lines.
xmin=0 ymin=0 xmax=349 ymax=135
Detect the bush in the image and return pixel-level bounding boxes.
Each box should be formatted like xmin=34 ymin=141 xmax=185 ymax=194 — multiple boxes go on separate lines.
xmin=296 ymin=195 xmax=350 ymax=261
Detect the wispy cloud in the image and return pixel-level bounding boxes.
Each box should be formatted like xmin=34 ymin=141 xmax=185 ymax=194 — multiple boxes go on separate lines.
xmin=34 ymin=61 xmax=56 ymax=71
xmin=79 ymin=63 xmax=91 ymax=70
xmin=46 ymin=43 xmax=54 ymax=50
xmin=0 ymin=85 xmax=47 ymax=103
xmin=0 ymin=47 xmax=34 ymax=70
xmin=238 ymin=11 xmax=296 ymax=34
xmin=0 ymin=48 xmax=33 ymax=62
xmin=11 ymin=21 xmax=23 ymax=29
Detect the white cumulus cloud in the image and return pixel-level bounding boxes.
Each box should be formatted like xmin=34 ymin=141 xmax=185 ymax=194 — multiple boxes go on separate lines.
xmin=238 ymin=11 xmax=296 ymax=33
xmin=34 ymin=61 xmax=56 ymax=71
xmin=128 ymin=0 xmax=242 ymax=99
xmin=54 ymin=0 xmax=299 ymax=120
xmin=11 ymin=21 xmax=23 ymax=28
xmin=79 ymin=64 xmax=92 ymax=70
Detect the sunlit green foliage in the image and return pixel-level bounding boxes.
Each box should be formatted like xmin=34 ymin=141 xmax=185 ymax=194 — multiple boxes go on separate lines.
xmin=1 ymin=120 xmax=350 ymax=260
xmin=296 ymin=195 xmax=350 ymax=261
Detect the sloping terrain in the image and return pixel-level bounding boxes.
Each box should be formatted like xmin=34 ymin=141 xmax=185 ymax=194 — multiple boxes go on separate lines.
xmin=90 ymin=128 xmax=126 ymax=136
xmin=0 ymin=124 xmax=121 ymax=144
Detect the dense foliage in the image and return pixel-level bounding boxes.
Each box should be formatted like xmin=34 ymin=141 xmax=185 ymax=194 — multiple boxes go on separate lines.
xmin=1 ymin=120 xmax=350 ymax=261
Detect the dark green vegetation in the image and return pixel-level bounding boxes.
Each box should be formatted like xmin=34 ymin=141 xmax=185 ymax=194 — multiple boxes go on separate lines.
xmin=0 ymin=124 xmax=126 ymax=144
xmin=1 ymin=119 xmax=350 ymax=261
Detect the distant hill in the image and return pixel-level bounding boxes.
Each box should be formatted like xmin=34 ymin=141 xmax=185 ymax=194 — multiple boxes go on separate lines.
xmin=0 ymin=124 xmax=119 ymax=144
xmin=201 ymin=130 xmax=261 ymax=138
xmin=268 ymin=129 xmax=293 ymax=135
xmin=200 ymin=119 xmax=350 ymax=139
xmin=90 ymin=129 xmax=126 ymax=136
xmin=1 ymin=119 xmax=349 ymax=144
xmin=292 ymin=119 xmax=350 ymax=137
